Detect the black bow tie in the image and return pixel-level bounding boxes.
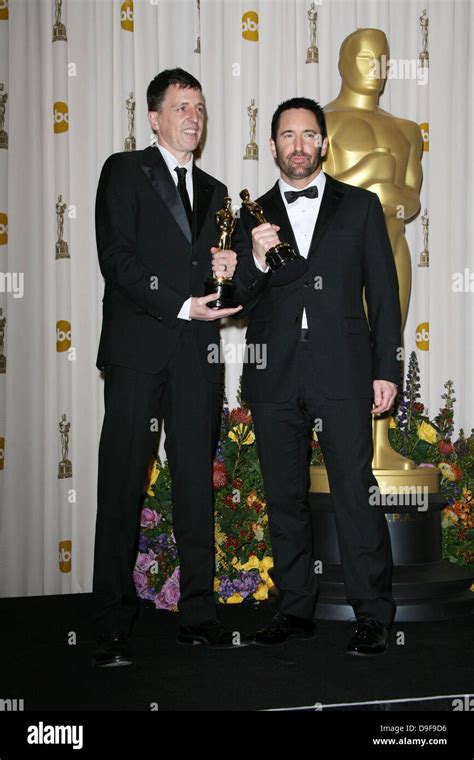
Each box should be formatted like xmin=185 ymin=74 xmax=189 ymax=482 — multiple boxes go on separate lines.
xmin=284 ymin=186 xmax=319 ymax=203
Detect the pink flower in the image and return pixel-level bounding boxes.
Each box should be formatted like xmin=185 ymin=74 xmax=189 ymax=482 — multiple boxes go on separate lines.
xmin=133 ymin=570 xmax=149 ymax=595
xmin=140 ymin=508 xmax=160 ymax=529
xmin=135 ymin=550 xmax=156 ymax=573
xmin=155 ymin=567 xmax=180 ymax=610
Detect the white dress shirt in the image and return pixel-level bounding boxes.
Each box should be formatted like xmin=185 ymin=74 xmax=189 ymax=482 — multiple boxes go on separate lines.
xmin=254 ymin=170 xmax=326 ymax=329
xmin=155 ymin=143 xmax=193 ymax=320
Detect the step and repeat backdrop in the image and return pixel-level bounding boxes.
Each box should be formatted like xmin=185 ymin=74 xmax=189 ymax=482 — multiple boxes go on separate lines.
xmin=0 ymin=0 xmax=472 ymax=596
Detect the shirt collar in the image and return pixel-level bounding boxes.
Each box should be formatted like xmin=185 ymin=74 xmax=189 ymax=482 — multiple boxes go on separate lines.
xmin=156 ymin=142 xmax=194 ymax=177
xmin=279 ymin=170 xmax=326 ymax=202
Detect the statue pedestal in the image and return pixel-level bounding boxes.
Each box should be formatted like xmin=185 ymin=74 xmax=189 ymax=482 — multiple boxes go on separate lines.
xmin=309 ymin=491 xmax=474 ymax=621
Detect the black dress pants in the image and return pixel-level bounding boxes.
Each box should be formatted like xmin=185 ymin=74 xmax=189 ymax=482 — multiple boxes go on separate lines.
xmin=250 ymin=339 xmax=395 ymax=626
xmin=93 ymin=324 xmax=221 ymax=635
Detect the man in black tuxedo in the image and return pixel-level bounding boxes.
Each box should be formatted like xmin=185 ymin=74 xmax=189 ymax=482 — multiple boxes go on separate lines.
xmin=233 ymin=97 xmax=401 ymax=655
xmin=93 ymin=69 xmax=248 ymax=667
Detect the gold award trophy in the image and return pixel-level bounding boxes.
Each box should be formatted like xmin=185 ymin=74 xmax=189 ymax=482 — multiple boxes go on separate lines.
xmin=306 ymin=2 xmax=319 ymax=64
xmin=240 ymin=189 xmax=307 ymax=286
xmin=52 ymin=0 xmax=67 ymax=42
xmin=204 ymin=197 xmax=236 ymax=309
xmin=124 ymin=92 xmax=136 ymax=151
xmin=244 ymin=99 xmax=258 ymax=160
xmin=55 ymin=194 xmax=69 ymax=259
xmin=58 ymin=413 xmax=72 ymax=479
xmin=419 ymin=9 xmax=429 ymax=68
xmin=418 ymin=208 xmax=429 ymax=267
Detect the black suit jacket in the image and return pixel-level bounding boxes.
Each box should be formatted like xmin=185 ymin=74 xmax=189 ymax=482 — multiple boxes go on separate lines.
xmin=95 ymin=146 xmax=230 ymax=380
xmin=233 ymin=173 xmax=402 ymax=402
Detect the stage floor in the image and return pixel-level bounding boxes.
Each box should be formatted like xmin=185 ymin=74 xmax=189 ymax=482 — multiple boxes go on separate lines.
xmin=0 ymin=594 xmax=472 ymax=712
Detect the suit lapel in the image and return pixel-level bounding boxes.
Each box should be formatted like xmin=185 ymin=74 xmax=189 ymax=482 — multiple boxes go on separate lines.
xmin=140 ymin=146 xmax=192 ymax=244
xmin=193 ymin=166 xmax=214 ymax=243
xmin=307 ymin=173 xmax=344 ymax=261
xmin=263 ymin=182 xmax=300 ymax=256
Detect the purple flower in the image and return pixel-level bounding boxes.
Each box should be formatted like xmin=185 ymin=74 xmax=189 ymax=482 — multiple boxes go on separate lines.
xmin=155 ymin=567 xmax=180 ymax=610
xmin=217 ymin=576 xmax=235 ymax=600
xmin=133 ymin=570 xmax=149 ymax=595
xmin=135 ymin=550 xmax=156 ymax=573
xmin=140 ymin=508 xmax=160 ymax=530
xmin=138 ymin=534 xmax=150 ymax=552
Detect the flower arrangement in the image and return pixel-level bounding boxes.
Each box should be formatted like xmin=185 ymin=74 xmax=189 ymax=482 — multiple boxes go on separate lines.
xmin=135 ymin=354 xmax=473 ymax=611
xmin=134 ymin=392 xmax=274 ymax=610
xmin=312 ymin=352 xmax=474 ymax=566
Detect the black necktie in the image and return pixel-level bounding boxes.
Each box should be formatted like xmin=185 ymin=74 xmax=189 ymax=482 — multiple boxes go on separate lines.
xmin=174 ymin=167 xmax=193 ymax=229
xmin=284 ymin=186 xmax=319 ymax=203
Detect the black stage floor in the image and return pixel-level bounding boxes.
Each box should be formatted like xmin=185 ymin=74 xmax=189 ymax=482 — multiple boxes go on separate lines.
xmin=0 ymin=593 xmax=472 ymax=712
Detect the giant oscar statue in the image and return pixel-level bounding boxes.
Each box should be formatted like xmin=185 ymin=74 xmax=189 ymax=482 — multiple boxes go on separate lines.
xmin=315 ymin=28 xmax=438 ymax=492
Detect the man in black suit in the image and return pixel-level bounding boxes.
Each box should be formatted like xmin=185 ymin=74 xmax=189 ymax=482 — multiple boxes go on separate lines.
xmin=233 ymin=97 xmax=401 ymax=655
xmin=93 ymin=69 xmax=248 ymax=667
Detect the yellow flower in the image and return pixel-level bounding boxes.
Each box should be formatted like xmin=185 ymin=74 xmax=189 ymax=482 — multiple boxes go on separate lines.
xmin=253 ymin=583 xmax=269 ymax=601
xmin=418 ymin=421 xmax=437 ymax=444
xmin=228 ymin=430 xmax=238 ymax=444
xmin=439 ymin=462 xmax=456 ymax=481
xmin=146 ymin=459 xmax=160 ymax=496
xmin=213 ymin=578 xmax=220 ymax=591
xmin=242 ymin=430 xmax=255 ymax=446
xmin=241 ymin=555 xmax=259 ymax=571
xmin=389 ymin=416 xmax=396 ymax=429
xmin=313 ymin=429 xmax=319 ymax=442
xmin=261 ymin=556 xmax=273 ymax=571
xmin=226 ymin=593 xmax=243 ymax=604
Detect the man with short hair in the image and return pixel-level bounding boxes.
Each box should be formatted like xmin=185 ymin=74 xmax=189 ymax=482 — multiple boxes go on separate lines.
xmin=233 ymin=97 xmax=401 ymax=655
xmin=93 ymin=69 xmax=248 ymax=667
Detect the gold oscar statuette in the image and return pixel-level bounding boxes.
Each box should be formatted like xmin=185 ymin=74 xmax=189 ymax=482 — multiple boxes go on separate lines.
xmin=124 ymin=92 xmax=136 ymax=152
xmin=52 ymin=0 xmax=67 ymax=42
xmin=194 ymin=0 xmax=201 ymax=53
xmin=204 ymin=197 xmax=236 ymax=309
xmin=244 ymin=99 xmax=258 ymax=160
xmin=55 ymin=195 xmax=69 ymax=259
xmin=58 ymin=413 xmax=72 ymax=479
xmin=418 ymin=208 xmax=429 ymax=267
xmin=240 ymin=189 xmax=308 ymax=286
xmin=306 ymin=2 xmax=319 ymax=64
xmin=419 ymin=9 xmax=429 ymax=68
xmin=0 ymin=84 xmax=8 ymax=150
xmin=313 ymin=27 xmax=439 ymax=493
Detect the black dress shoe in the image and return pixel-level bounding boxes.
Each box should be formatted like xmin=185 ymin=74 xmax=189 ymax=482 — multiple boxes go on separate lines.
xmin=253 ymin=612 xmax=317 ymax=646
xmin=177 ymin=619 xmax=251 ymax=649
xmin=93 ymin=633 xmax=133 ymax=668
xmin=346 ymin=618 xmax=388 ymax=656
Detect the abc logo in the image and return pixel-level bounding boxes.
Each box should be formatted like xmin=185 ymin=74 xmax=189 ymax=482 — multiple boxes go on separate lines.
xmin=420 ymin=122 xmax=429 ymax=152
xmin=59 ymin=540 xmax=72 ymax=573
xmin=54 ymin=101 xmax=69 ymax=133
xmin=121 ymin=0 xmax=134 ymax=32
xmin=0 ymin=437 xmax=4 ymax=471
xmin=0 ymin=212 xmax=8 ymax=245
xmin=242 ymin=10 xmax=259 ymax=41
xmin=416 ymin=322 xmax=429 ymax=351
xmin=56 ymin=320 xmax=72 ymax=352
xmin=0 ymin=0 xmax=8 ymax=21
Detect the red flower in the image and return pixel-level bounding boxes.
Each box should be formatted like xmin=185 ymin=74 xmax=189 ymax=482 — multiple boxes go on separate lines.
xmin=213 ymin=460 xmax=228 ymax=490
xmin=413 ymin=402 xmax=425 ymax=413
xmin=232 ymin=478 xmax=243 ymax=490
xmin=229 ymin=408 xmax=252 ymax=425
xmin=438 ymin=440 xmax=454 ymax=455
xmin=224 ymin=536 xmax=239 ymax=550
xmin=224 ymin=494 xmax=237 ymax=510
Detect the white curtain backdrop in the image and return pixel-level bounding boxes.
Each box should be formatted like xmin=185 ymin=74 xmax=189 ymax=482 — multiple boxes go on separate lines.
xmin=0 ymin=0 xmax=472 ymax=597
